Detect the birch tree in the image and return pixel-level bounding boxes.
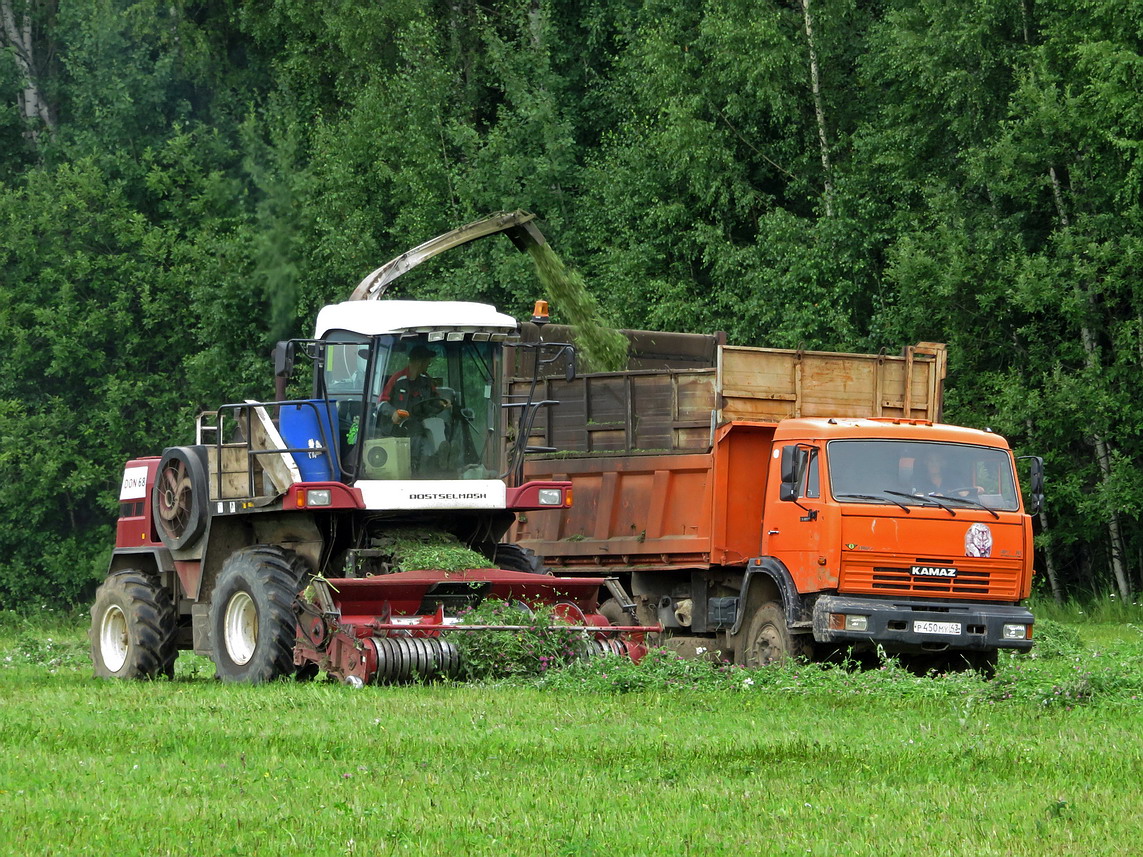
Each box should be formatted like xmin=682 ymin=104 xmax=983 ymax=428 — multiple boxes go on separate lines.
xmin=0 ymin=0 xmax=54 ymax=142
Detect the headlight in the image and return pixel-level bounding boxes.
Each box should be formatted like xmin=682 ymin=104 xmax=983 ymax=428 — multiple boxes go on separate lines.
xmin=845 ymin=615 xmax=869 ymax=632
xmin=305 ymin=489 xmax=332 ymax=507
xmin=828 ymin=613 xmax=869 ymax=632
xmin=1002 ymin=623 xmax=1029 ymax=640
xmin=537 ymin=488 xmax=563 ymax=506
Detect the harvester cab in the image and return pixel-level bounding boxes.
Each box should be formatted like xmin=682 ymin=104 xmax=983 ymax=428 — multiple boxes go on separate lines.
xmin=265 ymin=210 xmax=574 ymax=507
xmin=280 ymin=301 xmax=521 ymax=492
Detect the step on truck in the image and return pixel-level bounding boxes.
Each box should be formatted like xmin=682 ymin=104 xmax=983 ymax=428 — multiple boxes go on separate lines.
xmin=508 ymin=329 xmax=1041 ymax=673
xmin=90 ymin=212 xmax=653 ymax=684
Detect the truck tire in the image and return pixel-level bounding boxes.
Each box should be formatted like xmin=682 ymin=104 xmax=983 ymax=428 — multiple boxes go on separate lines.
xmin=599 ymin=599 xmax=628 ymax=625
xmin=89 ymin=571 xmax=177 ymax=679
xmin=492 ymin=543 xmax=550 ymax=574
xmin=906 ymin=649 xmax=998 ymax=679
xmin=152 ymin=446 xmax=208 ymax=550
xmin=963 ymin=649 xmax=999 ymax=679
xmin=209 ymin=546 xmax=309 ymax=683
xmin=742 ymin=602 xmax=813 ymax=667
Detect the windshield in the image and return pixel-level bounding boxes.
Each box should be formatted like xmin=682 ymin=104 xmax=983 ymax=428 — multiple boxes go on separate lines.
xmin=321 ymin=333 xmax=503 ymax=481
xmin=827 ymin=439 xmax=1020 ymax=512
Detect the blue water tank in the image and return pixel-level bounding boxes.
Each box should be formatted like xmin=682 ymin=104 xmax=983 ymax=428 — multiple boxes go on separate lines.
xmin=278 ymin=400 xmax=341 ymax=482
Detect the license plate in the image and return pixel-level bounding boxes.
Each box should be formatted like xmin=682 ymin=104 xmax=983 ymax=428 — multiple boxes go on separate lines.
xmin=913 ymin=620 xmax=962 ymax=636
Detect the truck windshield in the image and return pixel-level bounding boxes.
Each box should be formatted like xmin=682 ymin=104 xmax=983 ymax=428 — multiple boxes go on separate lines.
xmin=322 ymin=333 xmax=503 ymax=481
xmin=827 ymin=440 xmax=1020 ymax=512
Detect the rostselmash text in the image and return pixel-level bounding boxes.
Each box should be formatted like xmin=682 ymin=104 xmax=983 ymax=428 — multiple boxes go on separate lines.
xmin=408 ymin=493 xmax=490 ymax=501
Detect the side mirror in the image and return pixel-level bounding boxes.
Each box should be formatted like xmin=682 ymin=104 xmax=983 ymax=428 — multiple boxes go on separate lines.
xmin=779 ymin=445 xmax=804 ymax=502
xmin=1021 ymin=455 xmax=1045 ymax=516
xmin=565 ymin=347 xmax=577 ymax=383
xmin=272 ymin=340 xmax=295 ymax=380
xmin=1028 ymin=457 xmax=1046 ymax=516
xmin=272 ymin=341 xmax=295 ymax=401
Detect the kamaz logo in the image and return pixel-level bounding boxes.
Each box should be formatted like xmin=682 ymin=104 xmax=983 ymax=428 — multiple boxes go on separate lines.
xmin=911 ymin=565 xmax=958 ymax=578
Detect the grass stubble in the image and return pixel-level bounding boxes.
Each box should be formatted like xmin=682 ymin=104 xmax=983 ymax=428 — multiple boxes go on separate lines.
xmin=1 ymin=614 xmax=1141 ymax=856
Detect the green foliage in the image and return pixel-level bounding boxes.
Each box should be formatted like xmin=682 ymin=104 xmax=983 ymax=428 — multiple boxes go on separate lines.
xmin=1025 ymin=618 xmax=1086 ymax=660
xmin=452 ymin=598 xmax=583 ymax=680
xmin=6 ymin=619 xmax=1143 ymax=856
xmin=5 ymin=0 xmax=1143 ymax=605
xmin=377 ymin=528 xmax=494 ymax=572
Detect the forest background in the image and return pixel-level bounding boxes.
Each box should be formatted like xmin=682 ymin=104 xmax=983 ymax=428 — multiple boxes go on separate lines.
xmin=1 ymin=0 xmax=1141 ymax=609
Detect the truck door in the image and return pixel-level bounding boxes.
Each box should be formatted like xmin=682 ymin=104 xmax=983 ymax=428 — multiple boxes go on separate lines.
xmin=763 ymin=445 xmax=830 ymax=589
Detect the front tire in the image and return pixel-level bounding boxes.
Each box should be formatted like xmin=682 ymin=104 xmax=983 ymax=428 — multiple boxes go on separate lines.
xmin=741 ymin=602 xmax=813 ymax=667
xmin=209 ymin=546 xmax=309 ymax=683
xmin=492 ymin=543 xmax=549 ymax=574
xmin=89 ymin=571 xmax=177 ymax=679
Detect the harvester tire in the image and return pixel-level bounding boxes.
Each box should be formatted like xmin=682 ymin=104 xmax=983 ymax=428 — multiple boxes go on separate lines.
xmin=492 ymin=543 xmax=549 ymax=574
xmin=152 ymin=446 xmax=208 ymax=550
xmin=209 ymin=546 xmax=309 ymax=683
xmin=89 ymin=571 xmax=177 ymax=679
xmin=742 ymin=602 xmax=813 ymax=667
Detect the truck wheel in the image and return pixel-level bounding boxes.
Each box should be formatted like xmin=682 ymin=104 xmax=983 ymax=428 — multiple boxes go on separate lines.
xmin=153 ymin=446 xmax=208 ymax=550
xmin=599 ymin=599 xmax=628 ymax=625
xmin=492 ymin=543 xmax=550 ymax=574
xmin=209 ymin=546 xmax=309 ymax=683
xmin=965 ymin=649 xmax=999 ymax=679
xmin=89 ymin=571 xmax=177 ymax=679
xmin=742 ymin=602 xmax=812 ymax=667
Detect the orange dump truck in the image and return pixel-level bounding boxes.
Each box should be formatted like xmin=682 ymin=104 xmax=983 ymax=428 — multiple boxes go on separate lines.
xmin=509 ymin=331 xmax=1040 ymax=672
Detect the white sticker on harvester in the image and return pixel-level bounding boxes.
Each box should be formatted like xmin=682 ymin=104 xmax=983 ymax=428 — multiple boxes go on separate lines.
xmin=356 ymin=479 xmax=507 ymax=511
xmin=119 ymin=466 xmax=149 ymax=501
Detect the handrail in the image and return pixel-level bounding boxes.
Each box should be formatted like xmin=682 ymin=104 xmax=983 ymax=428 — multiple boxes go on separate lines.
xmin=212 ymin=400 xmax=339 ymax=499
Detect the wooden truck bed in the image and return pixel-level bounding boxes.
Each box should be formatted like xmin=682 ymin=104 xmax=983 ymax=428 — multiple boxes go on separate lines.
xmin=507 ymin=335 xmax=946 ymax=456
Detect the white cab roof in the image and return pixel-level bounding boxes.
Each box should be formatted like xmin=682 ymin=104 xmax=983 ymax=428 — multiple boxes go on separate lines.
xmin=314 ymin=300 xmax=518 ymax=338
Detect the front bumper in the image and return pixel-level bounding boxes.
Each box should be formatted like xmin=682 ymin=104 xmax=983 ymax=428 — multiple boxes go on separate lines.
xmin=812 ymin=595 xmax=1034 ymax=653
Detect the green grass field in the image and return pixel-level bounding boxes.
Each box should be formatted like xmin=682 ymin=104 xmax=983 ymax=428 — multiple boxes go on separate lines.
xmin=2 ymin=611 xmax=1142 ymax=856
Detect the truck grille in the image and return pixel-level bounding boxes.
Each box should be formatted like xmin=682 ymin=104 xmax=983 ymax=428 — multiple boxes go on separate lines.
xmin=841 ymin=555 xmax=1023 ymax=600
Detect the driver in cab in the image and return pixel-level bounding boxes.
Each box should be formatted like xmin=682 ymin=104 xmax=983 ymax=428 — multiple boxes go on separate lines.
xmin=912 ymin=451 xmax=980 ymax=499
xmin=378 ymin=345 xmax=450 ymax=427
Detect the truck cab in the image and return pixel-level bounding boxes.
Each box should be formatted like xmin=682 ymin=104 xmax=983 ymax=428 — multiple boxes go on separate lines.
xmin=765 ymin=418 xmax=1036 ymax=666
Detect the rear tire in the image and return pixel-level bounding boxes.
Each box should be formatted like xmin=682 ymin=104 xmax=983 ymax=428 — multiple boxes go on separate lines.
xmin=209 ymin=546 xmax=309 ymax=683
xmin=89 ymin=571 xmax=177 ymax=679
xmin=741 ymin=602 xmax=813 ymax=667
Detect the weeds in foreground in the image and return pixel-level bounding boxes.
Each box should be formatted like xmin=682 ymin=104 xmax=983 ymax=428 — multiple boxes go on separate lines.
xmin=4 ymin=604 xmax=1143 ymax=709
xmin=533 ymin=642 xmax=1143 ymax=708
xmin=3 ymin=630 xmax=87 ymax=671
xmin=1026 ymin=593 xmax=1143 ymax=624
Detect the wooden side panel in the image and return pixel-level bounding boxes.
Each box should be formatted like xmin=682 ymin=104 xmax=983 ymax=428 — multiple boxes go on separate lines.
xmin=508 ymin=342 xmax=946 ymax=459
xmin=509 ymin=370 xmax=717 ymax=455
xmin=718 ymin=343 xmax=945 ymax=422
xmin=203 ymin=405 xmax=299 ymax=501
xmin=206 ymin=446 xmax=258 ymax=501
